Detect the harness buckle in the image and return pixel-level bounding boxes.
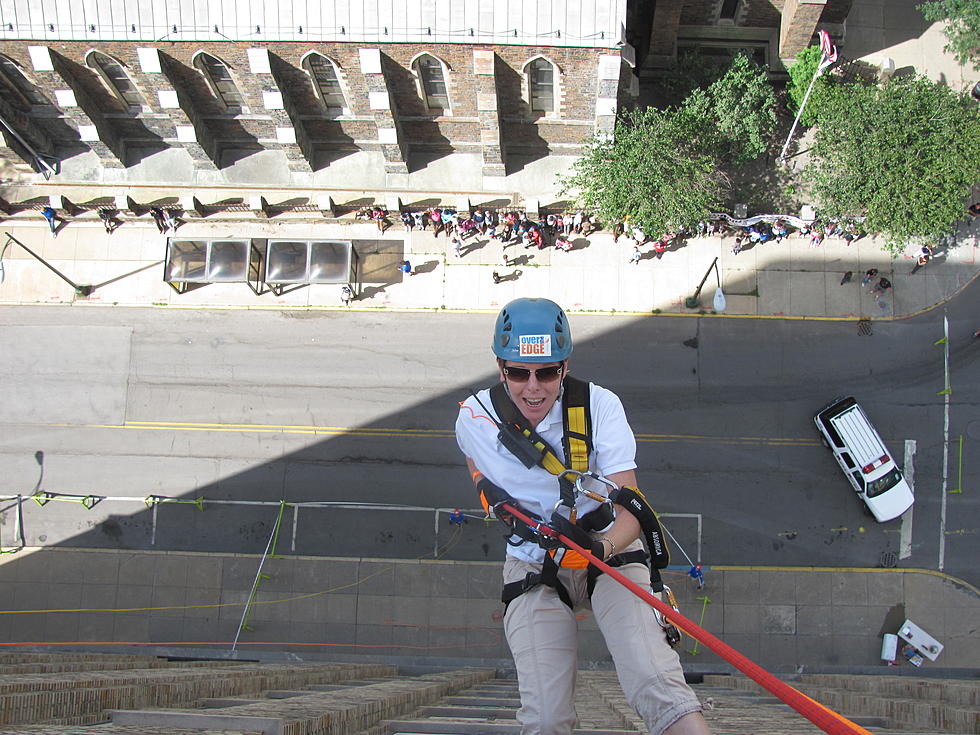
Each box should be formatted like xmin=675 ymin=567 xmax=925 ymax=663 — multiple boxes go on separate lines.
xmin=520 ymin=572 xmax=541 ymax=593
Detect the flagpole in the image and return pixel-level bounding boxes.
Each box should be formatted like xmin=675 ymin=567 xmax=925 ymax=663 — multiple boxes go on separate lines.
xmin=778 ymin=65 xmax=821 ymax=162
xmin=778 ymin=30 xmax=836 ymax=163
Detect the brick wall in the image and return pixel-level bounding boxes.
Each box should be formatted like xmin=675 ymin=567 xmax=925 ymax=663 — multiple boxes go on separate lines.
xmin=0 ymin=39 xmax=613 ymax=173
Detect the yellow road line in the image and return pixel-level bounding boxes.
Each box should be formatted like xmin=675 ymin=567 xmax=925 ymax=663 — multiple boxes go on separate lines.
xmin=50 ymin=420 xmax=820 ymax=446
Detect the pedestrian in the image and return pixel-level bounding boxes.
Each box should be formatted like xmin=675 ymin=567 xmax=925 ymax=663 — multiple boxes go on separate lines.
xmin=909 ymin=246 xmax=932 ymax=275
xmin=861 ymin=268 xmax=879 ymax=286
xmin=149 ymin=207 xmax=167 ymax=233
xmin=340 ymin=285 xmax=354 ymax=306
xmin=492 ymin=270 xmax=502 ymax=284
xmin=412 ymin=210 xmax=427 ymax=231
xmin=452 ymin=235 xmax=464 ymax=258
xmin=371 ymin=206 xmax=389 ymax=234
xmin=160 ymin=208 xmax=178 ymax=233
xmin=400 ymin=259 xmax=413 ymax=276
xmin=840 ymin=271 xmax=853 ymax=285
xmin=98 ymin=209 xmax=118 ymax=234
xmin=809 ymin=231 xmax=823 ymax=248
xmin=612 ymin=220 xmax=624 ymax=243
xmin=630 ymin=246 xmax=641 ymax=265
xmin=448 ymin=509 xmax=467 ymax=525
xmin=430 ymin=208 xmax=444 ymax=237
xmin=502 ymin=252 xmax=510 ymax=268
xmin=872 ymin=276 xmax=892 ymax=296
xmin=41 ymin=206 xmax=60 ymax=237
xmin=732 ymin=236 xmax=743 ymax=255
xmin=688 ymin=564 xmax=704 ymax=589
xmin=455 ymin=297 xmax=710 ymax=735
xmin=555 ymin=233 xmax=572 ymax=252
xmin=772 ymin=220 xmax=788 ymax=242
xmin=401 ymin=210 xmax=414 ymax=231
xmin=442 ymin=208 xmax=458 ymax=234
xmin=581 ymin=214 xmax=595 ymax=237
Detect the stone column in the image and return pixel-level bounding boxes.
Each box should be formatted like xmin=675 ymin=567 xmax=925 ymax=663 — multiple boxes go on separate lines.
xmin=247 ymin=49 xmax=312 ymax=173
xmin=359 ymin=48 xmax=408 ymax=183
xmin=136 ymin=47 xmax=218 ymax=170
xmin=645 ymin=0 xmax=685 ymax=69
xmin=594 ymin=55 xmax=621 ymax=140
xmin=473 ymin=49 xmax=506 ymax=188
xmin=780 ymin=0 xmax=828 ymax=60
xmin=27 ymin=46 xmax=124 ymax=167
xmin=0 ymin=98 xmax=54 ymax=173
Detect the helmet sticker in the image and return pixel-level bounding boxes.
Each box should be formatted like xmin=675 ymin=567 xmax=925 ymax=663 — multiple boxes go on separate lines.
xmin=519 ymin=334 xmax=551 ymax=357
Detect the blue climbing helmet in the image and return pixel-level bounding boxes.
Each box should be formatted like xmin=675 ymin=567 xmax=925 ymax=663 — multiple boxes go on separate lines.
xmin=492 ymin=298 xmax=573 ymax=363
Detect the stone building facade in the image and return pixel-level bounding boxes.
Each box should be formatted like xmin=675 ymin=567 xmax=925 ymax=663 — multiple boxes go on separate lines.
xmin=641 ymin=0 xmax=855 ymax=72
xmin=0 ymin=0 xmax=631 ymax=190
xmin=0 ymin=0 xmax=855 ymax=191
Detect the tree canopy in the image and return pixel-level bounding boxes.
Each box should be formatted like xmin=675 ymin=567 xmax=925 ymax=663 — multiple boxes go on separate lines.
xmin=559 ymin=54 xmax=775 ymax=233
xmin=560 ymin=106 xmax=727 ymax=237
xmin=683 ymin=53 xmax=777 ymax=164
xmin=917 ymin=0 xmax=980 ymax=70
xmin=805 ymin=75 xmax=980 ymax=253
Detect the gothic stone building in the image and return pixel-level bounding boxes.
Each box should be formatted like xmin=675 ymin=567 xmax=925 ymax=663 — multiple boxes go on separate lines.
xmin=0 ymin=0 xmax=854 ymax=191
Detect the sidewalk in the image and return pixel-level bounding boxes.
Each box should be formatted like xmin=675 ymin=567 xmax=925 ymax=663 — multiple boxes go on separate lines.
xmin=2 ymin=215 xmax=977 ymax=317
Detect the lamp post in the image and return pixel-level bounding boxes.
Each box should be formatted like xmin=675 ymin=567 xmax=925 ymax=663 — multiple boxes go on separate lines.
xmin=685 ymin=256 xmax=726 ymax=312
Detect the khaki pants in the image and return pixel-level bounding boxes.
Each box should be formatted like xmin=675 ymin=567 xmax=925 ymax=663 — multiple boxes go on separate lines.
xmin=503 ymin=549 xmax=702 ymax=735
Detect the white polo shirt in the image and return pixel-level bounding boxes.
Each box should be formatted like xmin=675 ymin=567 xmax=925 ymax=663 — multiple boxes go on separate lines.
xmin=456 ymin=382 xmax=637 ymax=563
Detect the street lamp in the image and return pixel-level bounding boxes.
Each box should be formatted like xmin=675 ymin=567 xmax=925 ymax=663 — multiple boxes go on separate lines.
xmin=685 ymin=256 xmax=726 ymax=312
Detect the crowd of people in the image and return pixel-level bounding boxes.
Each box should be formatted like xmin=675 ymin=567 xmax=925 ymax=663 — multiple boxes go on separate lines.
xmin=363 ymin=205 xmax=600 ymax=256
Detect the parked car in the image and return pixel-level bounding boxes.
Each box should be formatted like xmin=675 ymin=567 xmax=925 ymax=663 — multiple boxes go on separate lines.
xmin=813 ymin=396 xmax=914 ymax=522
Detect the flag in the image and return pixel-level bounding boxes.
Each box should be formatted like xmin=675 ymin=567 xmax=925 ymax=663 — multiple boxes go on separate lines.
xmin=817 ymin=29 xmax=838 ymax=74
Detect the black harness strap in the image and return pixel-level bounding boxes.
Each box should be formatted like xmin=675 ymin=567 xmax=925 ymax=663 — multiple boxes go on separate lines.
xmin=609 ymin=486 xmax=670 ymax=570
xmin=489 ymin=377 xmax=592 ymax=510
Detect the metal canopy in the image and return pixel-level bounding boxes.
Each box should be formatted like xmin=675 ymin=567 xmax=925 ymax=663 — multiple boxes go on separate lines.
xmin=165 ymin=238 xmax=264 ymax=294
xmin=267 ymin=239 xmax=352 ymax=285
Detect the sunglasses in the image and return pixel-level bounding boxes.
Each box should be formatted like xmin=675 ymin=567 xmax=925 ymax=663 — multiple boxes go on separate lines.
xmin=503 ymin=364 xmax=564 ymax=383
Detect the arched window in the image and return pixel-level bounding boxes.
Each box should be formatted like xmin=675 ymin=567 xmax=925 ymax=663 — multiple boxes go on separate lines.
xmin=193 ymin=52 xmax=244 ymax=110
xmin=86 ymin=50 xmax=145 ymax=108
xmin=302 ymin=53 xmax=348 ymax=114
xmin=0 ymin=54 xmax=48 ymax=110
xmin=412 ymin=54 xmax=450 ymax=113
xmin=527 ymin=58 xmax=555 ymax=114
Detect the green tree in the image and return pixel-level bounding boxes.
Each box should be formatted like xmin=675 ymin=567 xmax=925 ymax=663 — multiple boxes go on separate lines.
xmin=559 ymin=107 xmax=728 ymax=237
xmin=683 ymin=53 xmax=777 ymax=164
xmin=805 ymin=75 xmax=980 ymax=253
xmin=918 ymin=0 xmax=980 ymax=69
xmin=785 ymin=45 xmax=835 ymax=125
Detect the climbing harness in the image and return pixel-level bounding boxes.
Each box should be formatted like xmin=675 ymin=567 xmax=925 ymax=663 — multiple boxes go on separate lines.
xmin=471 ymin=380 xmax=679 ymax=645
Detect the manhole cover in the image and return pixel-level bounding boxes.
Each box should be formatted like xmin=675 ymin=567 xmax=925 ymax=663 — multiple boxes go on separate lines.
xmin=858 ymin=319 xmax=873 ymax=336
xmin=879 ymin=551 xmax=898 ymax=568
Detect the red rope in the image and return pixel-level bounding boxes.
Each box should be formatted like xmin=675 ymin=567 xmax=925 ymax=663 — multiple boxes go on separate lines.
xmin=500 ymin=503 xmax=873 ymax=735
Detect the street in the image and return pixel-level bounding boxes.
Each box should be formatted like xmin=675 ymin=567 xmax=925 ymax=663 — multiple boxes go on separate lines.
xmin=0 ymin=294 xmax=977 ymax=586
